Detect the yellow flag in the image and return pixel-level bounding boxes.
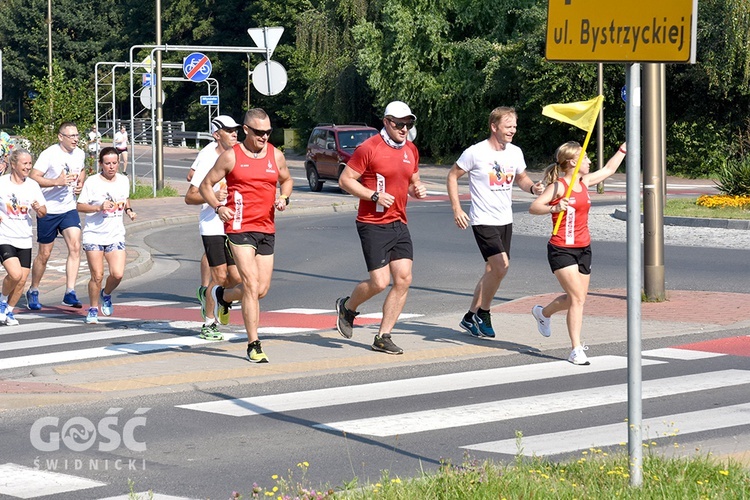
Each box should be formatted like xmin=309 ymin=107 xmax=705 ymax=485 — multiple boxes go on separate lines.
xmin=542 ymin=95 xmax=603 ymax=133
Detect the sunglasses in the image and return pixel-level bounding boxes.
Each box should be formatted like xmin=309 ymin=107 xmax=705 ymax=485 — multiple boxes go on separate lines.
xmin=245 ymin=125 xmax=273 ymax=137
xmin=387 ymin=118 xmax=415 ymax=131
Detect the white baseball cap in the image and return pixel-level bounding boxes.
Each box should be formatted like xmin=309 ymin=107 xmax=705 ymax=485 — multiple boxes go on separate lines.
xmin=383 ymin=101 xmax=416 ymax=121
xmin=211 ymin=115 xmax=241 ymax=133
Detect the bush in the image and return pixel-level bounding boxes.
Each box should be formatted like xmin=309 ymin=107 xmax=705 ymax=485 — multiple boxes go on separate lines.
xmin=715 ymin=155 xmax=750 ymax=196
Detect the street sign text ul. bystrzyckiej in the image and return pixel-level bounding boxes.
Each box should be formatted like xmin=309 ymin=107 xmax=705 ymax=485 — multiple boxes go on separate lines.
xmin=546 ymin=0 xmax=697 ymax=63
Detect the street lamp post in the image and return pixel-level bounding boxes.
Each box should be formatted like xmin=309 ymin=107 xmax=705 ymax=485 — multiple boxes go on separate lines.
xmin=47 ymin=0 xmax=52 ymax=79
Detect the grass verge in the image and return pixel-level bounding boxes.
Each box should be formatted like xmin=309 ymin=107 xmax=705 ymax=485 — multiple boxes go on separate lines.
xmin=220 ymin=449 xmax=750 ymax=500
xmin=664 ymin=198 xmax=750 ymax=220
xmin=129 ymin=182 xmax=179 ymax=199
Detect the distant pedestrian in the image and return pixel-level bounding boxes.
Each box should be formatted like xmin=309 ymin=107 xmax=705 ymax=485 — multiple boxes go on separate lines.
xmin=184 ymin=115 xmax=242 ymax=340
xmin=446 ymin=107 xmax=543 ymax=339
xmin=77 ymin=147 xmax=136 ymax=324
xmin=335 ymin=101 xmax=427 ymax=355
xmin=113 ymin=125 xmax=129 ymax=174
xmin=87 ymin=124 xmax=102 ymax=160
xmin=26 ymin=122 xmax=86 ymax=310
xmin=200 ymin=108 xmax=293 ymax=363
xmin=529 ymin=141 xmax=626 ymax=365
xmin=0 ymin=149 xmax=47 ymax=326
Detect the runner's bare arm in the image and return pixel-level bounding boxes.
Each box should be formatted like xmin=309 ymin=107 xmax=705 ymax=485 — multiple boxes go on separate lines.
xmin=274 ymin=150 xmax=294 ymax=212
xmin=200 ymin=149 xmax=235 ymax=211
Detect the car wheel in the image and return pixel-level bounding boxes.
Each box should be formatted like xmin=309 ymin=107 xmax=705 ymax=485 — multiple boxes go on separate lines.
xmin=307 ymin=165 xmax=324 ymax=192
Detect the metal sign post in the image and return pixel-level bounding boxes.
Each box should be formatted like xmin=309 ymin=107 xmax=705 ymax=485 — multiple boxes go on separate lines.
xmin=544 ymin=0 xmax=698 ymax=488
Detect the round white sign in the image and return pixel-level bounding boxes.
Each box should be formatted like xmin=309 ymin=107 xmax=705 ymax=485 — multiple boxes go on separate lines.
xmin=139 ymin=87 xmax=166 ymax=108
xmin=252 ymin=60 xmax=287 ymax=96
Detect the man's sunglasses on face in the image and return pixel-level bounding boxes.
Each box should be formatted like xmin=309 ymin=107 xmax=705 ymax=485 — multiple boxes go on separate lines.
xmin=245 ymin=125 xmax=273 ymax=137
xmin=387 ymin=118 xmax=415 ymax=131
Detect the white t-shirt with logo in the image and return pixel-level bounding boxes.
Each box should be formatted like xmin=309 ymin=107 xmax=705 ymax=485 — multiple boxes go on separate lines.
xmin=79 ymin=174 xmax=130 ymax=245
xmin=189 ymin=142 xmax=226 ymax=236
xmin=88 ymin=130 xmax=102 ymax=153
xmin=456 ymin=139 xmax=527 ymax=226
xmin=0 ymin=175 xmax=46 ymax=248
xmin=33 ymin=144 xmax=85 ymax=214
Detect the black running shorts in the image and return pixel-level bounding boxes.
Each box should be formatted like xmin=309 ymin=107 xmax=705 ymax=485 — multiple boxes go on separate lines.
xmin=226 ymin=232 xmax=275 ymax=256
xmin=472 ymin=224 xmax=512 ymax=261
xmin=547 ymin=243 xmax=592 ymax=275
xmin=0 ymin=245 xmax=31 ymax=268
xmin=356 ymin=220 xmax=413 ymax=271
xmin=202 ymin=235 xmax=236 ymax=267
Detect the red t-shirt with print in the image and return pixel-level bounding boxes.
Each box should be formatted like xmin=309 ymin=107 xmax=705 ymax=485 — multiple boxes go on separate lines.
xmin=347 ymin=134 xmax=419 ymax=224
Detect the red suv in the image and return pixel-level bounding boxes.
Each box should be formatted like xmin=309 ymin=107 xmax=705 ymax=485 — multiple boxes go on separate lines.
xmin=305 ymin=124 xmax=378 ymax=191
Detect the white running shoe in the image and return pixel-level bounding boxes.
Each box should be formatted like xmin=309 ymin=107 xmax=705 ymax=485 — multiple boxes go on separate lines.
xmin=568 ymin=345 xmax=590 ymax=365
xmin=4 ymin=311 xmax=19 ymax=326
xmin=532 ymin=305 xmax=552 ymax=337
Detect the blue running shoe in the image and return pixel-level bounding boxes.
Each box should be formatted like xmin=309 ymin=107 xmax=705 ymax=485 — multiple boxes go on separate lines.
xmin=100 ymin=290 xmax=113 ymax=316
xmin=459 ymin=316 xmax=482 ymax=338
xmin=62 ymin=290 xmax=83 ymax=308
xmin=26 ymin=290 xmax=42 ymax=310
xmin=5 ymin=311 xmax=19 ymax=326
xmin=85 ymin=307 xmax=99 ymax=324
xmin=472 ymin=310 xmax=496 ymax=338
xmin=0 ymin=301 xmax=7 ymax=323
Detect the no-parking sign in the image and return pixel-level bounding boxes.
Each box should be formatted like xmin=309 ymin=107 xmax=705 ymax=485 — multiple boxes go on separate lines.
xmin=183 ymin=53 xmax=212 ymax=82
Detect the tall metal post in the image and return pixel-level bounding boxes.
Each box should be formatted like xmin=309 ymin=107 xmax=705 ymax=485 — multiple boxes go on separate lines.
xmin=596 ymin=63 xmax=605 ymax=193
xmin=643 ymin=63 xmax=665 ymax=301
xmin=626 ymin=63 xmax=643 ymax=487
xmin=154 ymin=0 xmax=164 ymax=192
xmin=47 ymin=0 xmax=53 ymax=80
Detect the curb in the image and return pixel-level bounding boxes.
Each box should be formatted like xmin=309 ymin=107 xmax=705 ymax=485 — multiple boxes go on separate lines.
xmin=613 ymin=208 xmax=750 ymax=230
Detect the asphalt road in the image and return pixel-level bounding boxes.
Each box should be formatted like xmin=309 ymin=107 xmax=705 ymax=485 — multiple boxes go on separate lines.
xmin=1 ymin=201 xmax=748 ymax=499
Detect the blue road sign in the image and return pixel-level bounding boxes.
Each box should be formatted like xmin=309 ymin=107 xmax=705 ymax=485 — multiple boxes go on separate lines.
xmin=200 ymin=95 xmax=219 ymax=106
xmin=183 ymin=53 xmax=212 ymax=83
xmin=142 ymin=73 xmax=153 ymax=87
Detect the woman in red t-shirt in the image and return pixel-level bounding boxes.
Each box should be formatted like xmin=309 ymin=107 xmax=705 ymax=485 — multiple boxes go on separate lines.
xmin=529 ymin=141 xmax=626 ymax=365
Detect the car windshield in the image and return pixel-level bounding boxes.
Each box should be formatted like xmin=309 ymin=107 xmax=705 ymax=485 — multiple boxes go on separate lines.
xmin=338 ymin=130 xmax=376 ymax=149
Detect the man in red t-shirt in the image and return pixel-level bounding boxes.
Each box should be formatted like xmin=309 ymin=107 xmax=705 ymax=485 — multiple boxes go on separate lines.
xmin=200 ymin=108 xmax=293 ymax=363
xmin=335 ymin=101 xmax=427 ymax=355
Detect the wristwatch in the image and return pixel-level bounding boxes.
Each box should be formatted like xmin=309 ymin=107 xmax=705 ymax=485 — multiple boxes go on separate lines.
xmin=214 ymin=205 xmax=222 ymax=214
xmin=370 ymin=192 xmax=380 ymax=203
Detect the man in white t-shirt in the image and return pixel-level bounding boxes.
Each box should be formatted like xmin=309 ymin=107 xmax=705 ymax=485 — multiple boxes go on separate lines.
xmin=26 ymin=122 xmax=87 ymax=310
xmin=446 ymin=107 xmax=544 ymax=338
xmin=184 ymin=115 xmax=242 ymax=340
xmin=113 ymin=125 xmax=129 ymax=174
xmin=87 ymin=125 xmax=101 ymax=159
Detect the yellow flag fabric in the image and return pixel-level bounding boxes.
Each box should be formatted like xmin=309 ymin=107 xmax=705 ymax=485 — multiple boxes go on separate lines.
xmin=542 ymin=95 xmax=603 ymax=133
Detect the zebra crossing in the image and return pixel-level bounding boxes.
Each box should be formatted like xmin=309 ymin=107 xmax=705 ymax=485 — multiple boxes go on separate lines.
xmin=1 ymin=302 xmax=748 ymax=499
xmin=0 ymin=303 xmax=421 ymax=371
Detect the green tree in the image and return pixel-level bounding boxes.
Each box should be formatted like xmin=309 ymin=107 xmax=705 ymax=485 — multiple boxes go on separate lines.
xmin=20 ymin=63 xmax=94 ymax=158
xmin=0 ymin=0 xmax=121 ymax=125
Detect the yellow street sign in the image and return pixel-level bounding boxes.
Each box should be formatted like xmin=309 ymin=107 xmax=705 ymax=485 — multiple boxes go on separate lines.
xmin=546 ymin=0 xmax=697 ymax=63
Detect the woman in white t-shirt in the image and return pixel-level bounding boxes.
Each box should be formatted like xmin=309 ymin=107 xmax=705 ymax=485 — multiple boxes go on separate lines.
xmin=0 ymin=149 xmax=47 ymax=326
xmin=77 ymin=147 xmax=137 ymax=324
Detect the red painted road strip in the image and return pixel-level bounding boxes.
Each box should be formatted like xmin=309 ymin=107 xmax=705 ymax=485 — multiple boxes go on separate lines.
xmin=674 ymin=336 xmax=750 ymax=357
xmin=55 ymin=305 xmax=382 ymax=329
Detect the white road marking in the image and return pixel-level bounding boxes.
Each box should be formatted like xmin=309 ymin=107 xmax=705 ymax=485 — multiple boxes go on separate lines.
xmin=464 ymin=402 xmax=750 ymax=456
xmin=272 ymin=308 xmax=332 ymax=315
xmin=0 ymin=463 xmax=106 ymax=499
xmin=643 ymin=347 xmax=726 ymax=360
xmin=313 ymin=370 xmax=750 ymax=436
xmin=116 ymin=300 xmax=181 ymax=307
xmin=175 ymin=356 xmax=663 ymax=416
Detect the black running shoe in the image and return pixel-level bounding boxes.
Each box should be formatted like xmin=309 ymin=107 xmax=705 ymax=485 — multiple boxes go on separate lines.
xmin=372 ymin=334 xmax=403 ymax=355
xmin=335 ymin=296 xmax=358 ymax=339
